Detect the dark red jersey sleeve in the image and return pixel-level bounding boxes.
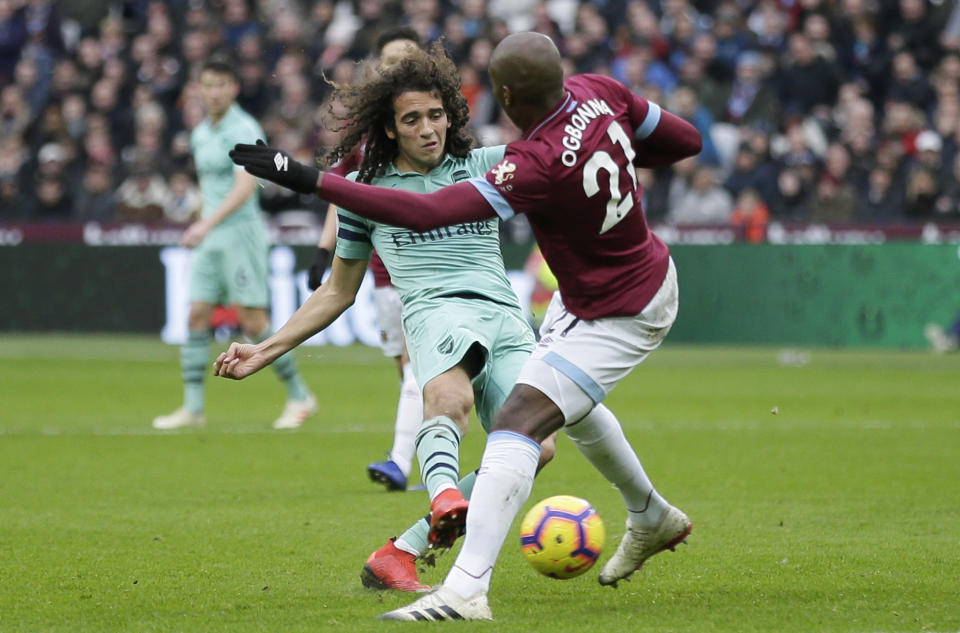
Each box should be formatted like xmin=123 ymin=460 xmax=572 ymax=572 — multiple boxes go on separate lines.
xmin=319 ymin=173 xmax=496 ymax=231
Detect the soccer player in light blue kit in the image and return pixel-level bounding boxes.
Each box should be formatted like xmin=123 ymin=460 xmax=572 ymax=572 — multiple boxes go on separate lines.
xmin=153 ymin=57 xmax=315 ymax=430
xmin=214 ymin=45 xmax=565 ymax=590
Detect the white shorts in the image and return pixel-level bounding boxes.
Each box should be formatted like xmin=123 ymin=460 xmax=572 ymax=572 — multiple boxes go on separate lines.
xmin=373 ymin=285 xmax=404 ymax=358
xmin=516 ymin=258 xmax=679 ymax=423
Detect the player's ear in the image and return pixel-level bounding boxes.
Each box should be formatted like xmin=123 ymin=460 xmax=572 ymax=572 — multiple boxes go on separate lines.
xmin=384 ymin=124 xmax=397 ymax=140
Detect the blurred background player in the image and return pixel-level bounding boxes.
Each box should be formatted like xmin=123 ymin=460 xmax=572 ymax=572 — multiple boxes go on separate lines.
xmin=307 ymin=27 xmax=424 ymax=490
xmin=924 ymin=313 xmax=960 ymax=352
xmin=153 ymin=56 xmax=315 ymax=431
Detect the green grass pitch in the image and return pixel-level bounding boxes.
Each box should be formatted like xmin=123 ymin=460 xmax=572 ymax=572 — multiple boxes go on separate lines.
xmin=1 ymin=334 xmax=958 ymax=633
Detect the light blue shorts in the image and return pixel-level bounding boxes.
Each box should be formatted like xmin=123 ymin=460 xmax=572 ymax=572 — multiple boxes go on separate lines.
xmin=403 ymin=295 xmax=535 ymax=431
xmin=189 ymin=221 xmax=269 ymax=308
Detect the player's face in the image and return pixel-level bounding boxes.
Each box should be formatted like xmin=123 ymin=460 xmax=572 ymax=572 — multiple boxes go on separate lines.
xmin=386 ymin=90 xmax=450 ymax=174
xmin=199 ymin=69 xmax=238 ymax=121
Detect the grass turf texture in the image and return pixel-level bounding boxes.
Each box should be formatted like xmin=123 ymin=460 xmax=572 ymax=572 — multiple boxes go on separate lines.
xmin=0 ymin=334 xmax=957 ymax=633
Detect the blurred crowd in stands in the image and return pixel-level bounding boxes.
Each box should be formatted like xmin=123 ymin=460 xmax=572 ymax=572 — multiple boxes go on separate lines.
xmin=4 ymin=0 xmax=960 ymax=234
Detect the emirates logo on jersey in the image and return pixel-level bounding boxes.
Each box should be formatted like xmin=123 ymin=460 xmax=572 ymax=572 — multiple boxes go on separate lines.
xmin=491 ymin=160 xmax=517 ymax=185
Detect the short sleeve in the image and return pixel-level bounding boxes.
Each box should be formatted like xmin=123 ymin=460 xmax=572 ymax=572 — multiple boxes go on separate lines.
xmin=334 ymin=171 xmax=374 ymax=260
xmin=472 ymin=145 xmax=507 ymax=172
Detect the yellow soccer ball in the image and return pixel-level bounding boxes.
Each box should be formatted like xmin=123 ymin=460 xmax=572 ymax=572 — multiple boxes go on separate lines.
xmin=519 ymin=495 xmax=605 ymax=579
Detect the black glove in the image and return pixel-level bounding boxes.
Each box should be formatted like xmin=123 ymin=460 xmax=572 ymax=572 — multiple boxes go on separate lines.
xmin=307 ymin=247 xmax=330 ymax=290
xmin=229 ymin=140 xmax=319 ymax=195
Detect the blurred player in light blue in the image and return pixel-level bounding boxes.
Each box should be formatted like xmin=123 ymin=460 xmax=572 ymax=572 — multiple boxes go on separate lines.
xmin=153 ymin=57 xmax=314 ymax=430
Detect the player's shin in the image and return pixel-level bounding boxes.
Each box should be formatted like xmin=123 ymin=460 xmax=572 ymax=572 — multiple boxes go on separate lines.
xmin=181 ymin=329 xmax=211 ymax=413
xmin=443 ymin=431 xmax=540 ymax=599
xmin=564 ymin=404 xmax=668 ymax=528
xmin=415 ymin=415 xmax=463 ymax=498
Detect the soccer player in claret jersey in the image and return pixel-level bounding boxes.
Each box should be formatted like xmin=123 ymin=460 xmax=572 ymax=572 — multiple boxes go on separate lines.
xmin=230 ymin=32 xmax=702 ymax=620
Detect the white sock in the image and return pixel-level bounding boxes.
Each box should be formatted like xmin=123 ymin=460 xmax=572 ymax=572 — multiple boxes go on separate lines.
xmin=389 ymin=363 xmax=421 ymax=476
xmin=444 ymin=431 xmax=540 ymax=599
xmin=565 ymin=404 xmax=668 ymax=528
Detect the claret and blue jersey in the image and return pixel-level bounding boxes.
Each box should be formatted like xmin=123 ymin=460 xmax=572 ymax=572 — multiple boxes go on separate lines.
xmin=468 ymin=74 xmax=672 ymax=321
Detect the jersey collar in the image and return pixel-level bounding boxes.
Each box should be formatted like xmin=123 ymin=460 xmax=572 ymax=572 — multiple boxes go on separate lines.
xmin=524 ymin=90 xmax=574 ymax=140
xmin=384 ymin=152 xmax=455 ymax=177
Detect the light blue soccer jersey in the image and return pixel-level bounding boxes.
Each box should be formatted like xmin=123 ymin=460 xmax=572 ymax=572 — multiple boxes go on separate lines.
xmin=335 ymin=146 xmax=517 ymax=311
xmin=190 ymin=104 xmax=264 ymax=228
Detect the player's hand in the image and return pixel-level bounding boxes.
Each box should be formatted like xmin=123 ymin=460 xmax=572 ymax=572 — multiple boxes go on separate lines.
xmin=213 ymin=342 xmax=268 ymax=380
xmin=307 ymin=247 xmax=330 ymax=290
xmin=229 ymin=140 xmax=320 ymax=195
xmin=180 ymin=219 xmax=211 ymax=248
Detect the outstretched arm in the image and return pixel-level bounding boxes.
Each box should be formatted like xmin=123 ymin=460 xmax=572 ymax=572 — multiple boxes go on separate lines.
xmin=229 ymin=142 xmax=497 ymax=232
xmin=318 ymin=173 xmax=495 ymax=231
xmin=213 ymin=255 xmax=368 ymax=379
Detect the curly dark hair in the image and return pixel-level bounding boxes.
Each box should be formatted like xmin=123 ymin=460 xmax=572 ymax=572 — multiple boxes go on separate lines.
xmin=320 ymin=42 xmax=474 ymax=183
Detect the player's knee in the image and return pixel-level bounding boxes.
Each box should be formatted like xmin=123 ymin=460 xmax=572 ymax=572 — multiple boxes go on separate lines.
xmin=236 ymin=310 xmax=269 ymax=338
xmin=492 ymin=385 xmax=565 ymax=443
xmin=187 ymin=306 xmax=212 ymax=331
xmin=423 ymin=396 xmax=472 ymax=433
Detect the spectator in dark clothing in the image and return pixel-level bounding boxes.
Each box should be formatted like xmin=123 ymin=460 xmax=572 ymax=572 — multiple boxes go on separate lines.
xmin=75 ymin=162 xmax=116 ymax=221
xmin=0 ymin=172 xmax=30 ymax=218
xmin=891 ymin=0 xmax=942 ymax=70
xmin=0 ymin=0 xmax=29 ymax=85
xmin=837 ymin=15 xmax=890 ymax=107
xmin=887 ymin=50 xmax=936 ymax=112
xmin=855 ymin=166 xmax=904 ymax=223
xmin=237 ymin=59 xmax=270 ymax=118
xmin=32 ymin=175 xmax=74 ymax=220
xmin=930 ymin=152 xmax=960 ymax=220
xmin=778 ymin=32 xmax=841 ymax=116
xmin=771 ymin=166 xmax=814 ymax=221
xmin=221 ymin=0 xmax=261 ymax=50
xmin=724 ymin=143 xmax=778 ymax=205
xmin=809 ymin=178 xmax=857 ymax=224
xmin=711 ymin=2 xmax=753 ymax=77
xmin=905 ymin=166 xmax=941 ymax=219
xmin=720 ymin=49 xmax=778 ymax=126
xmin=19 ymin=0 xmax=64 ymax=57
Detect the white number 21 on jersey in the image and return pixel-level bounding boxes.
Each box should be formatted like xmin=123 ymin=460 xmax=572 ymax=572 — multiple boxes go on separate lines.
xmin=582 ymin=120 xmax=638 ymax=234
